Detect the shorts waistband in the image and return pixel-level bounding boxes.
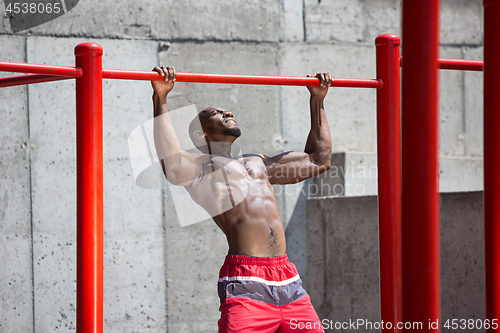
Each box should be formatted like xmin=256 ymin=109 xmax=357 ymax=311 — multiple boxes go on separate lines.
xmin=223 ymin=254 xmax=289 ymax=266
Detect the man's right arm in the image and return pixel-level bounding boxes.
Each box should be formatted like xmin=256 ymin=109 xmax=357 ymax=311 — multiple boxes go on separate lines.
xmin=152 ymin=66 xmax=200 ymax=185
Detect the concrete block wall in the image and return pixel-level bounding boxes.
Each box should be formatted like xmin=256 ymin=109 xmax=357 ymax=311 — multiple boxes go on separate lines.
xmin=307 ymin=192 xmax=485 ymax=332
xmin=0 ymin=35 xmax=32 ymax=333
xmin=0 ymin=0 xmax=484 ymax=331
xmin=0 ymin=36 xmax=168 ymax=331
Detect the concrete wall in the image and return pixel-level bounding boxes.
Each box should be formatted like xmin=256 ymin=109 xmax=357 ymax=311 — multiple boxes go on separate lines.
xmin=307 ymin=191 xmax=485 ymax=332
xmin=0 ymin=0 xmax=484 ymax=332
xmin=0 ymin=35 xmax=32 ymax=333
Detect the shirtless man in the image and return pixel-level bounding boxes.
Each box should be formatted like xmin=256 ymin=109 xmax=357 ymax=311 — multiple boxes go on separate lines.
xmin=151 ymin=66 xmax=333 ymax=333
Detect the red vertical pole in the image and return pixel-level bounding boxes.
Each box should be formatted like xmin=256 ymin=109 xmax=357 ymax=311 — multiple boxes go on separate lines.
xmin=376 ymin=33 xmax=402 ymax=333
xmin=402 ymin=0 xmax=441 ymax=331
xmin=75 ymin=43 xmax=103 ymax=333
xmin=483 ymin=1 xmax=500 ymax=330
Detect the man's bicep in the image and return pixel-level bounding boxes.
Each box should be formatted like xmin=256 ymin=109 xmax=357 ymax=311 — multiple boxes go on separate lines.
xmin=264 ymin=151 xmax=309 ymax=166
xmin=264 ymin=151 xmax=317 ymax=184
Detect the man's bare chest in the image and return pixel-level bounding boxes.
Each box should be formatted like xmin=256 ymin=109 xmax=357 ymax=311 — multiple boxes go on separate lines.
xmin=199 ymin=156 xmax=268 ymax=182
xmin=185 ymin=155 xmax=273 ymax=216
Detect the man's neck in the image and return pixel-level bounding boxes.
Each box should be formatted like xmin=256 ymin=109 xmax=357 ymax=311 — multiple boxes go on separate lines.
xmin=207 ymin=141 xmax=234 ymax=158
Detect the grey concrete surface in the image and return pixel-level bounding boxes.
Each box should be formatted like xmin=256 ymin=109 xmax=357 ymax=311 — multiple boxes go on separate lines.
xmin=441 ymin=0 xmax=483 ymax=45
xmin=303 ymin=0 xmax=482 ymax=45
xmin=26 ymin=39 xmax=79 ymax=331
xmin=164 ymin=213 xmax=227 ymax=332
xmin=440 ymin=157 xmax=484 ymax=193
xmin=307 ymin=191 xmax=484 ymax=332
xmin=0 ymin=0 xmax=486 ymax=331
xmin=309 ymin=153 xmax=378 ymax=197
xmin=464 ymin=46 xmax=484 ymax=157
xmin=440 ymin=47 xmax=466 ymax=157
xmin=0 ymin=35 xmax=32 ymax=333
xmin=25 ymin=37 xmax=167 ymax=331
xmin=304 ymin=0 xmax=401 ymax=44
xmin=441 ymin=192 xmax=485 ymax=330
xmin=10 ymin=0 xmax=282 ymax=42
xmin=307 ymin=152 xmax=484 ymax=198
xmin=280 ymin=42 xmax=377 ymax=154
xmin=307 ymin=195 xmax=380 ymax=328
xmin=281 ymin=180 xmax=310 ymax=287
xmin=158 ymin=41 xmax=281 ymax=157
xmin=283 ymin=0 xmax=305 ymax=42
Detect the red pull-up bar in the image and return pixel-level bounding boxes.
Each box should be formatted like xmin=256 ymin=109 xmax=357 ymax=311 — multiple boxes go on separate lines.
xmin=438 ymin=58 xmax=484 ymax=71
xmin=0 ymin=74 xmax=70 ymax=88
xmin=102 ymin=69 xmax=383 ymax=88
xmin=0 ymin=61 xmax=82 ymax=77
xmin=74 ymin=42 xmax=104 ymax=333
xmin=402 ymin=0 xmax=441 ymax=330
xmin=0 ymin=60 xmax=382 ymax=88
xmin=0 ymin=33 xmax=491 ymax=333
xmin=483 ymin=0 xmax=500 ymax=329
xmin=0 ymin=41 xmax=397 ymax=333
xmin=0 ymin=35 xmax=401 ymax=332
xmin=376 ymin=33 xmax=402 ymax=333
xmin=1 ymin=58 xmax=485 ymax=90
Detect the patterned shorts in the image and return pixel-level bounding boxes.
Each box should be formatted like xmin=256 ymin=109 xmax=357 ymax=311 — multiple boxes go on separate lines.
xmin=217 ymin=254 xmax=324 ymax=333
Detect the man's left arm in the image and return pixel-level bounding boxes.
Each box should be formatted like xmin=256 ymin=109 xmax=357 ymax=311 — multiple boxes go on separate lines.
xmin=264 ymin=73 xmax=333 ymax=185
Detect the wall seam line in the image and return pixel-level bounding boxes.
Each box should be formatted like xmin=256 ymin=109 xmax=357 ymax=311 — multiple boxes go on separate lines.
xmin=24 ymin=34 xmax=36 ymax=333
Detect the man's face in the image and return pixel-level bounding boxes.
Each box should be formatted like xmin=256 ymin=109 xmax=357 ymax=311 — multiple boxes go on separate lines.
xmin=200 ymin=107 xmax=241 ymax=139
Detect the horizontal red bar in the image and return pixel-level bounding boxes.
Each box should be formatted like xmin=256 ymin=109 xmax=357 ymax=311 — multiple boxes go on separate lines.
xmin=401 ymin=57 xmax=483 ymax=72
xmin=0 ymin=74 xmax=71 ymax=88
xmin=438 ymin=58 xmax=483 ymax=71
xmin=102 ymin=69 xmax=383 ymax=88
xmin=0 ymin=61 xmax=82 ymax=77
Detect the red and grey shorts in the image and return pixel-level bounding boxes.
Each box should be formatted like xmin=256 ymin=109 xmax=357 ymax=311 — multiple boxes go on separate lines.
xmin=217 ymin=254 xmax=324 ymax=333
